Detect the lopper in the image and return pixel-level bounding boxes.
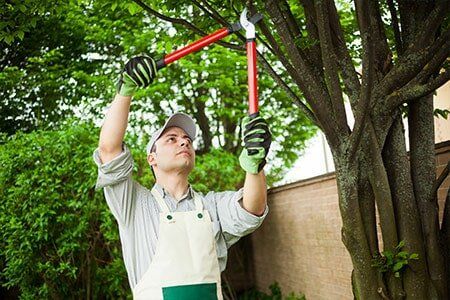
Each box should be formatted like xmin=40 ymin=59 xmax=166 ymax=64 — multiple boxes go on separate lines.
xmin=155 ymin=9 xmax=261 ymax=117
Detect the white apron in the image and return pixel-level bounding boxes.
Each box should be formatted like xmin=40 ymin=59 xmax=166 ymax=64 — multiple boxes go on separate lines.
xmin=133 ymin=187 xmax=223 ymax=300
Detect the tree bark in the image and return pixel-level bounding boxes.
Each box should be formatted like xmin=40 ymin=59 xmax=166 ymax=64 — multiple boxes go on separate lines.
xmin=440 ymin=188 xmax=450 ymax=297
xmin=334 ymin=154 xmax=382 ymax=299
xmin=382 ymin=114 xmax=430 ymax=299
xmin=409 ymin=95 xmax=447 ymax=299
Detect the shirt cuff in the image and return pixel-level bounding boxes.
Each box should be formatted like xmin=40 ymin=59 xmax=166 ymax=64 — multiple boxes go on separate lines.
xmin=234 ymin=188 xmax=269 ymax=226
xmin=93 ymin=144 xmax=133 ymax=189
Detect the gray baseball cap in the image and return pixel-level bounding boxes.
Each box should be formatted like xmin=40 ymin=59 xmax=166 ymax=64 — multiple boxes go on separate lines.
xmin=146 ymin=112 xmax=197 ymax=155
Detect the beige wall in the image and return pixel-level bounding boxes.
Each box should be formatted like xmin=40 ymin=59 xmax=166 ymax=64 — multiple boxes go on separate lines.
xmin=249 ymin=142 xmax=450 ymax=299
xmin=435 ymin=83 xmax=450 ymax=143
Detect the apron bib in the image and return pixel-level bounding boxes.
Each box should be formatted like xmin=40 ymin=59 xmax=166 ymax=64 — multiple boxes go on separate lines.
xmin=133 ymin=187 xmax=223 ymax=300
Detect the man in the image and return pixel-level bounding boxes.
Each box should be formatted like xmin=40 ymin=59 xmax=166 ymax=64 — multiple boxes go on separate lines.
xmin=93 ymin=55 xmax=272 ymax=299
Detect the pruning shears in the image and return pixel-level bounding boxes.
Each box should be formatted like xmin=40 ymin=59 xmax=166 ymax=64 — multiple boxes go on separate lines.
xmin=155 ymin=9 xmax=261 ymax=117
xmin=240 ymin=8 xmax=259 ymax=117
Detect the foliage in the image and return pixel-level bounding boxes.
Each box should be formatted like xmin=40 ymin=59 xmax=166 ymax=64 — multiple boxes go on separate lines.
xmin=0 ymin=0 xmax=66 ymax=44
xmin=0 ymin=1 xmax=131 ymax=135
xmin=371 ymin=241 xmax=420 ymax=279
xmin=0 ymin=121 xmax=127 ymax=298
xmin=239 ymin=282 xmax=306 ymax=300
xmin=189 ymin=148 xmax=245 ymax=193
xmin=0 ymin=0 xmax=316 ymax=187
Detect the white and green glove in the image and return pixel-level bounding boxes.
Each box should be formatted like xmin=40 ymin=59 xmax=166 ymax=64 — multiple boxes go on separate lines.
xmin=239 ymin=114 xmax=272 ymax=174
xmin=116 ymin=55 xmax=158 ymax=97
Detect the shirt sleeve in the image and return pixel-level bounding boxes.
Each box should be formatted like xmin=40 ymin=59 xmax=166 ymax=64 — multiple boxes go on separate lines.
xmin=208 ymin=187 xmax=269 ymax=248
xmin=92 ymin=144 xmax=136 ymax=227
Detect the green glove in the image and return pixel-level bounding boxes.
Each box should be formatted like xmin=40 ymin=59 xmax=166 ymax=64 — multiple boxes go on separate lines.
xmin=116 ymin=55 xmax=157 ymax=96
xmin=239 ymin=114 xmax=272 ymax=174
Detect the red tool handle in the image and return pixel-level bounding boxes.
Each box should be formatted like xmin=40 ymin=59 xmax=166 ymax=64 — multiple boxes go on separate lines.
xmin=156 ymin=28 xmax=230 ymax=70
xmin=246 ymin=40 xmax=259 ymax=117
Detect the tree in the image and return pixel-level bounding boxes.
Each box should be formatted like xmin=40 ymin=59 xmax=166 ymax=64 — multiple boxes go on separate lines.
xmin=125 ymin=0 xmax=450 ymax=299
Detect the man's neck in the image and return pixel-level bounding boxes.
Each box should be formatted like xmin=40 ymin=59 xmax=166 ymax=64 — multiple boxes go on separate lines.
xmin=156 ymin=173 xmax=190 ymax=201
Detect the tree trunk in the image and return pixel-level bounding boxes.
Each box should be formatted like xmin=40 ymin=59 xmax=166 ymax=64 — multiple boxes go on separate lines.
xmin=333 ymin=150 xmax=383 ymax=299
xmin=382 ymin=113 xmax=430 ymax=299
xmin=409 ymin=95 xmax=447 ymax=299
xmin=440 ymin=188 xmax=450 ymax=296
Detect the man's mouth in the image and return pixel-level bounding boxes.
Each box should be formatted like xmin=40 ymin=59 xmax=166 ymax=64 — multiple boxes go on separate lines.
xmin=177 ymin=151 xmax=191 ymax=156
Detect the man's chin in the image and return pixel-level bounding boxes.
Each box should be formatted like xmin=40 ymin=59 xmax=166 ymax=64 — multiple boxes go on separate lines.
xmin=175 ymin=161 xmax=194 ymax=173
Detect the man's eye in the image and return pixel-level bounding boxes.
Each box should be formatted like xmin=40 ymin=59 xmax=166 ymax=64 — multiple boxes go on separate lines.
xmin=168 ymin=137 xmax=175 ymax=141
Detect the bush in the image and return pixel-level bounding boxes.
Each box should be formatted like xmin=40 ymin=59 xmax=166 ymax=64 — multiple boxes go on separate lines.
xmin=0 ymin=122 xmax=130 ymax=298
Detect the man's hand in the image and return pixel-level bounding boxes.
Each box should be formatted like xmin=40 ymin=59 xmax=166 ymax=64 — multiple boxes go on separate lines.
xmin=239 ymin=114 xmax=272 ymax=174
xmin=116 ymin=55 xmax=157 ymax=97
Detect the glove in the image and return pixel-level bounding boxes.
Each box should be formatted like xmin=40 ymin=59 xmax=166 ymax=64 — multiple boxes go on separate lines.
xmin=239 ymin=114 xmax=272 ymax=174
xmin=116 ymin=55 xmax=157 ymax=96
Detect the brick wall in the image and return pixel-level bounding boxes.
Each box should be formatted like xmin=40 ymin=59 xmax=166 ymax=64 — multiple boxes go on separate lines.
xmin=249 ymin=141 xmax=450 ymax=299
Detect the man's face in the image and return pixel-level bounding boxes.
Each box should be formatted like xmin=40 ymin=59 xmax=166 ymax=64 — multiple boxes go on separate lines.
xmin=148 ymin=126 xmax=195 ymax=174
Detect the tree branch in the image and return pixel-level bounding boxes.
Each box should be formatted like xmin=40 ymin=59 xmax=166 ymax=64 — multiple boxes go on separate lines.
xmin=388 ymin=67 xmax=450 ymax=109
xmin=279 ymin=0 xmax=302 ymax=43
xmin=434 ymin=160 xmax=450 ymax=200
xmin=374 ymin=27 xmax=450 ymax=101
xmin=386 ymin=0 xmax=403 ymax=55
xmin=256 ymin=52 xmax=320 ymax=127
xmin=348 ymin=0 xmax=375 ymax=160
xmin=414 ymin=41 xmax=450 ymax=84
xmin=315 ymin=0 xmax=348 ymax=136
xmin=195 ymin=0 xmax=228 ymax=26
xmin=410 ymin=1 xmax=450 ymax=53
xmin=327 ymin=0 xmax=360 ymax=107
xmin=299 ymin=0 xmax=324 ymax=75
xmin=132 ymin=0 xmax=243 ymax=51
xmin=278 ymin=0 xmax=323 ymax=76
xmin=367 ymin=1 xmax=392 ymax=77
xmin=265 ymin=0 xmax=339 ymax=147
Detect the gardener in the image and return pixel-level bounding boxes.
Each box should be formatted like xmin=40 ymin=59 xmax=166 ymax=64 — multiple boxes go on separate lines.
xmin=93 ymin=55 xmax=272 ymax=299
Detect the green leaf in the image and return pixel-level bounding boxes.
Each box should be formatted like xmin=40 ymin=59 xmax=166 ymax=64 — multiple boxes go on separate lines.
xmin=396 ymin=240 xmax=405 ymax=250
xmin=127 ymin=3 xmax=142 ymax=15
xmin=409 ymin=253 xmax=419 ymax=260
xmin=393 ymin=262 xmax=405 ymax=272
xmin=397 ymin=251 xmax=409 ymax=259
xmin=165 ymin=41 xmax=173 ymax=53
xmin=4 ymin=35 xmax=13 ymax=44
xmin=17 ymin=31 xmax=25 ymax=40
xmin=18 ymin=4 xmax=27 ymax=13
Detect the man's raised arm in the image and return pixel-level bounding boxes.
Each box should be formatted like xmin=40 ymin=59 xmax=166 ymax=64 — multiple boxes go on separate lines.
xmin=98 ymin=55 xmax=158 ymax=164
xmin=99 ymin=94 xmax=132 ymax=164
xmin=238 ymin=115 xmax=272 ymax=216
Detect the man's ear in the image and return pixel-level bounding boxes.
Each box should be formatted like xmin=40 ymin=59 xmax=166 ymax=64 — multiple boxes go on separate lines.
xmin=147 ymin=152 xmax=157 ymax=167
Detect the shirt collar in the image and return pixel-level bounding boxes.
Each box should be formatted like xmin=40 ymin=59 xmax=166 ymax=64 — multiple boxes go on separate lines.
xmin=153 ymin=183 xmax=194 ymax=201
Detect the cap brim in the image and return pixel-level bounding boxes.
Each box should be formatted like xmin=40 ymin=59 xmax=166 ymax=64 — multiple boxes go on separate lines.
xmin=163 ymin=113 xmax=197 ymax=141
xmin=147 ymin=112 xmax=197 ymax=154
